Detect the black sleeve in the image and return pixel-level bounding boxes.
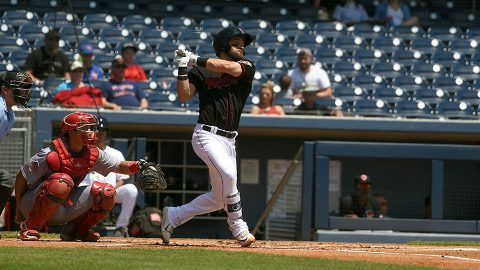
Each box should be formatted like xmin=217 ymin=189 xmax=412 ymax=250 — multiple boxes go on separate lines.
xmin=188 ymin=67 xmax=202 ymax=89
xmin=60 ymin=53 xmax=70 ymax=74
xmin=237 ymin=60 xmax=255 ymax=82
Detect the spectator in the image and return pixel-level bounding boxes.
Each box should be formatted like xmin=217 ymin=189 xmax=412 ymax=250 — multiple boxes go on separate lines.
xmin=51 ymin=61 xmax=103 ymax=108
xmin=119 ymin=43 xmax=147 ymax=81
xmin=339 ymin=174 xmax=381 ymax=218
xmin=79 ymin=44 xmax=104 ymax=81
xmin=82 ymin=116 xmax=138 ymax=237
xmin=373 ymin=193 xmax=389 ymax=218
xmin=288 ymin=48 xmax=332 ymax=99
xmin=332 ymin=0 xmax=370 ymax=26
xmin=374 ymin=0 xmax=419 ymax=27
xmin=24 ymin=29 xmax=70 ymax=84
xmin=294 ymin=83 xmax=343 ymax=116
xmin=277 ymin=74 xmax=294 ymax=99
xmin=101 ymin=57 xmax=148 ymax=110
xmin=251 ymin=81 xmax=285 ymax=115
xmin=52 ymin=61 xmax=85 ymax=95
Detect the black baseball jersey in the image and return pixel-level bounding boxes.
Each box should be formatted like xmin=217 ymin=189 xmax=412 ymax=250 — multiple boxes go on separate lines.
xmin=188 ymin=59 xmax=255 ymax=131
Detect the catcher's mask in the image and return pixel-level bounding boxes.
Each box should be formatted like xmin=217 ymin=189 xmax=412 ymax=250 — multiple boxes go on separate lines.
xmin=213 ymin=27 xmax=254 ymax=57
xmin=61 ymin=111 xmax=99 ymax=145
xmin=0 ymin=71 xmax=33 ymax=108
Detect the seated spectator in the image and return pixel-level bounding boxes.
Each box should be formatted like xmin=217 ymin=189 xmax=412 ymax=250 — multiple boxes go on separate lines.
xmin=339 ymin=174 xmax=381 ymax=218
xmin=80 ymin=44 xmax=104 ymax=81
xmin=51 ymin=61 xmax=103 ymax=108
xmin=277 ymin=74 xmax=294 ymax=99
xmin=251 ymin=81 xmax=285 ymax=116
xmin=374 ymin=0 xmax=419 ymax=27
xmin=24 ymin=29 xmax=70 ymax=84
xmin=373 ymin=193 xmax=389 ymax=218
xmin=332 ymin=0 xmax=370 ymax=26
xmin=294 ymin=83 xmax=343 ymax=116
xmin=119 ymin=43 xmax=147 ymax=81
xmin=288 ymin=48 xmax=332 ymax=99
xmin=52 ymin=61 xmax=85 ymax=95
xmin=101 ymin=57 xmax=148 ymax=110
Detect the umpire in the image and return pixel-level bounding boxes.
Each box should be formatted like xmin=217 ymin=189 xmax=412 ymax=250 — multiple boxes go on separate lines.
xmin=0 ymin=71 xmax=33 ymax=234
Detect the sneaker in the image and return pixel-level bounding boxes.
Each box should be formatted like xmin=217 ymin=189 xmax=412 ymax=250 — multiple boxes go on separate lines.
xmin=113 ymin=227 xmax=129 ymax=237
xmin=18 ymin=222 xmax=40 ymax=241
xmin=235 ymin=230 xmax=255 ymax=247
xmin=161 ymin=206 xmax=174 ymax=244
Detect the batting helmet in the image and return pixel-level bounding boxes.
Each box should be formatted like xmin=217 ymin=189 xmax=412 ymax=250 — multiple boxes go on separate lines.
xmin=97 ymin=116 xmax=109 ymax=131
xmin=0 ymin=71 xmax=33 ymax=108
xmin=213 ymin=27 xmax=254 ymax=57
xmin=61 ymin=111 xmax=99 ymax=145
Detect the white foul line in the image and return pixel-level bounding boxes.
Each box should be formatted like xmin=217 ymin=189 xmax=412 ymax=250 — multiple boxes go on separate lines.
xmin=336 ymin=249 xmax=480 ymax=263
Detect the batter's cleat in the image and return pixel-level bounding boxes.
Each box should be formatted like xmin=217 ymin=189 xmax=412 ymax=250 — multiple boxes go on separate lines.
xmin=113 ymin=227 xmax=129 ymax=237
xmin=235 ymin=230 xmax=255 ymax=247
xmin=161 ymin=206 xmax=174 ymax=244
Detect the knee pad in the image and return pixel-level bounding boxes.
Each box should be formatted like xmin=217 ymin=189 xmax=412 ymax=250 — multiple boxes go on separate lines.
xmin=225 ymin=192 xmax=242 ymax=220
xmin=44 ymin=173 xmax=74 ymax=203
xmin=91 ymin=181 xmax=116 ymax=212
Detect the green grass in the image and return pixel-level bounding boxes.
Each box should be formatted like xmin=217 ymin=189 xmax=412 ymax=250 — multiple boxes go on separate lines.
xmin=0 ymin=247 xmax=445 ymax=270
xmin=1 ymin=231 xmax=59 ymax=239
xmin=407 ymin=240 xmax=480 ymax=246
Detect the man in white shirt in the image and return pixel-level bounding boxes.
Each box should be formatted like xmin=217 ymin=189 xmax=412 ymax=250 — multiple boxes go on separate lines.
xmin=288 ymin=48 xmax=333 ymax=99
xmin=82 ymin=116 xmax=138 ymax=237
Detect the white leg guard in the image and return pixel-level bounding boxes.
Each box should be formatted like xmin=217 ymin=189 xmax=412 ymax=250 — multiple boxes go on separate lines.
xmin=114 ymin=184 xmax=138 ymax=229
xmin=225 ymin=192 xmax=248 ymax=237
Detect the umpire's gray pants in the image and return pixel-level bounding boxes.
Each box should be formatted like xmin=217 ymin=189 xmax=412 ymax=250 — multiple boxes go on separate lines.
xmin=0 ymin=169 xmax=15 ymax=213
xmin=19 ymin=184 xmax=96 ymax=225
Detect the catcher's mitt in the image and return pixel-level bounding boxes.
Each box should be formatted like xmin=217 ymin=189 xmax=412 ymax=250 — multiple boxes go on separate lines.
xmin=136 ymin=160 xmax=167 ymax=191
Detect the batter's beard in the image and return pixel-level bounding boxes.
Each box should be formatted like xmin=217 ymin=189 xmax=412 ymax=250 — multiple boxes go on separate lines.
xmin=228 ymin=49 xmax=244 ymax=61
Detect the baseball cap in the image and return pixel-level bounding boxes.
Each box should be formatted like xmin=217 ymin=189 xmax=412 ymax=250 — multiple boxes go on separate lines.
xmin=80 ymin=44 xmax=93 ymax=55
xmin=297 ymin=48 xmax=313 ymax=58
xmin=354 ymin=174 xmax=372 ymax=186
xmin=70 ymin=61 xmax=84 ymax=71
xmin=111 ymin=56 xmax=127 ymax=67
xmin=121 ymin=42 xmax=138 ymax=53
xmin=301 ymin=82 xmax=318 ymax=93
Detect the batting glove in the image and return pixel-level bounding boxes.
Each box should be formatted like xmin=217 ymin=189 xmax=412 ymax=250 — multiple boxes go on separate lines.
xmin=174 ymin=49 xmax=189 ymax=67
xmin=187 ymin=51 xmax=200 ymax=67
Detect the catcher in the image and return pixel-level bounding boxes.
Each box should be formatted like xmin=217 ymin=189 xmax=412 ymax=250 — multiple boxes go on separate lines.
xmin=15 ymin=111 xmax=166 ymax=241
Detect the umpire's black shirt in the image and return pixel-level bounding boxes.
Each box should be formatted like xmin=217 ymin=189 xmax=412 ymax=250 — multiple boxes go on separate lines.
xmin=188 ymin=59 xmax=255 ymax=132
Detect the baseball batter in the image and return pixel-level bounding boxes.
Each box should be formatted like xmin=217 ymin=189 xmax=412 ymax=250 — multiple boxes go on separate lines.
xmin=161 ymin=27 xmax=256 ymax=247
xmin=15 ymin=112 xmax=150 ymax=241
xmin=0 ymin=71 xmax=32 ymax=237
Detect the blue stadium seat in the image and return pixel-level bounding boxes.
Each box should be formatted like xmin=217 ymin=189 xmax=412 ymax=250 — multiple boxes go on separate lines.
xmin=454 ymin=89 xmax=480 ymax=105
xmin=238 ymin=19 xmax=274 ymax=36
xmin=0 ymin=62 xmax=19 ymax=73
xmin=220 ymin=5 xmax=256 ymax=22
xmin=410 ymin=38 xmax=444 ymax=55
xmin=9 ymin=51 xmax=29 ymax=65
xmin=160 ymin=17 xmax=197 ymax=34
xmin=2 ymin=10 xmax=41 ymax=28
xmin=391 ymin=25 xmax=426 ymax=41
xmin=427 ymin=26 xmax=463 ymax=41
xmin=180 ymin=4 xmax=216 ymax=21
xmin=293 ymin=32 xmax=327 ymax=49
xmin=394 ymin=100 xmax=436 ymax=119
xmin=145 ymin=3 xmax=177 ymax=17
xmin=411 ymin=63 xmax=444 ymax=79
xmin=435 ymin=101 xmax=477 ymax=119
xmin=373 ymin=86 xmax=409 ymax=104
xmin=392 ymin=75 xmax=428 ymax=93
xmin=352 ymin=99 xmax=392 ymax=117
xmin=255 ymin=59 xmax=287 ymax=79
xmin=135 ymin=54 xmax=169 ymax=68
xmin=315 ymin=48 xmax=346 ymax=66
xmin=176 ymin=31 xmax=213 ymax=51
xmin=449 ymin=12 xmax=478 ymax=29
xmin=392 ymin=49 xmax=426 ymax=68
xmin=334 ymin=85 xmax=368 ymax=102
xmin=121 ymin=15 xmax=158 ymax=32
xmin=451 ymin=64 xmax=479 ymax=82
xmin=448 ymin=38 xmax=478 ymax=59
xmin=17 ymin=24 xmax=46 ymax=45
xmin=138 ymin=29 xmax=175 ymax=50
xmin=431 ymin=51 xmax=462 ymax=69
xmin=200 ymin=18 xmax=233 ymax=34
xmin=333 ymin=62 xmax=366 ymax=80
xmin=106 ymin=1 xmax=140 ymax=17
xmin=43 ymin=12 xmax=81 ymax=28
xmin=150 ymin=67 xmax=178 ymax=81
xmin=59 ymin=25 xmax=96 ymax=46
xmin=83 ymin=13 xmax=120 ymax=31
xmin=98 ymin=27 xmax=134 ymax=48
xmin=371 ymin=62 xmax=404 ymax=80
xmin=313 ymin=22 xmax=347 ymax=39
xmin=275 ymin=20 xmax=310 ymax=38
xmin=370 ymin=36 xmax=405 ymax=54
xmin=349 ymin=23 xmax=388 ymax=40
xmin=0 ymin=23 xmax=16 ymax=37
xmin=353 ymin=48 xmax=385 ymax=66
xmin=255 ymin=32 xmax=290 ymax=51
xmin=464 ymin=27 xmax=480 ymax=39
xmin=0 ymin=37 xmax=29 ymax=55
xmin=413 ymin=88 xmax=449 ymax=105
xmin=256 ymin=6 xmax=291 ymax=22
xmin=194 ymin=44 xmax=218 ymax=59
xmin=72 ymin=1 xmax=99 ymax=15
xmin=273 ymin=47 xmax=299 ymax=68
xmin=353 ymin=75 xmax=386 ymax=91
xmin=295 ymin=7 xmax=319 ymax=22
xmin=333 ymin=36 xmax=364 ymax=53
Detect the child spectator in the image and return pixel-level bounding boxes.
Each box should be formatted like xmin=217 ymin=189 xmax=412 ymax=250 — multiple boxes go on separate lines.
xmin=79 ymin=44 xmax=104 ymax=81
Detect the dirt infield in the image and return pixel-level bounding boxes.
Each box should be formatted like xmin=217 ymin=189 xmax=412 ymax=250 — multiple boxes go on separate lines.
xmin=2 ymin=237 xmax=480 ymax=269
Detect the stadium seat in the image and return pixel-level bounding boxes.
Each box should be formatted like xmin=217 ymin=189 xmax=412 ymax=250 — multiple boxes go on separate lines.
xmin=160 ymin=16 xmax=197 ymax=34
xmin=255 ymin=32 xmax=290 ymax=51
xmin=427 ymin=26 xmax=463 ymax=41
xmin=333 ymin=85 xmax=369 ymax=103
xmin=435 ymin=101 xmax=477 ymax=119
xmin=451 ymin=64 xmax=479 ymax=82
xmin=431 ymin=51 xmax=462 ymax=69
xmin=180 ymin=4 xmax=216 ymax=21
xmin=433 ymin=77 xmax=466 ymax=93
xmin=373 ymin=86 xmax=409 ymax=104
xmin=72 ymin=1 xmax=99 ymax=15
xmin=98 ymin=27 xmax=134 ymax=48
xmin=410 ymin=38 xmax=444 ymax=55
xmin=238 ymin=19 xmax=274 ymax=36
xmin=255 ymin=59 xmax=287 ymax=79
xmin=391 ymin=25 xmax=426 ymax=41
xmin=352 ymin=99 xmax=392 ymax=117
xmin=195 ymin=44 xmax=218 ymax=59
xmin=59 ymin=25 xmax=96 ymax=45
xmin=2 ymin=10 xmax=41 ymax=28
xmin=275 ymin=20 xmax=310 ymax=38
xmin=121 ymin=15 xmax=158 ymax=32
xmin=392 ymin=49 xmax=426 ymax=68
xmin=449 ymin=12 xmax=478 ymax=29
xmin=0 ymin=23 xmax=16 ymax=37
xmin=333 ymin=62 xmax=366 ymax=80
xmin=353 ymin=75 xmax=386 ymax=91
xmin=176 ymin=31 xmax=213 ymax=51
xmin=0 ymin=37 xmax=30 ymax=55
xmin=220 ymin=5 xmax=256 ymax=22
xmin=313 ymin=22 xmax=347 ymax=39
xmin=411 ymin=63 xmax=444 ymax=80
xmin=150 ymin=67 xmax=178 ymax=81
xmin=256 ymin=6 xmax=290 ymax=22
xmin=294 ymin=32 xmax=328 ymax=49
xmin=273 ymin=47 xmax=299 ymax=68
xmin=454 ymin=89 xmax=480 ymax=105
xmin=392 ymin=75 xmax=429 ymax=93
xmin=200 ymin=18 xmax=234 ymax=34
xmin=448 ymin=38 xmax=478 ymax=59
xmin=394 ymin=100 xmax=436 ymax=119
xmin=371 ymin=62 xmax=404 ymax=80
xmin=370 ymin=36 xmax=405 ymax=54
xmin=83 ymin=13 xmax=120 ymax=31
xmin=145 ymin=3 xmax=177 ymax=17
xmin=106 ymin=1 xmax=140 ymax=17
xmin=9 ymin=51 xmax=29 ymax=65
xmin=413 ymin=88 xmax=449 ymax=105
xmin=315 ymin=48 xmax=346 ymax=66
xmin=17 ymin=24 xmax=46 ymax=45
xmin=43 ymin=12 xmax=81 ymax=28
xmin=333 ymin=36 xmax=363 ymax=54
xmin=350 ymin=23 xmax=388 ymax=40
xmin=138 ymin=29 xmax=175 ymax=50
xmin=352 ymin=48 xmax=385 ymax=66
xmin=295 ymin=7 xmax=320 ymax=22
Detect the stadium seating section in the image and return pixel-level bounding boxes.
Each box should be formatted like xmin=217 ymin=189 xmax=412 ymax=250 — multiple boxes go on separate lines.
xmin=0 ymin=0 xmax=479 ymax=119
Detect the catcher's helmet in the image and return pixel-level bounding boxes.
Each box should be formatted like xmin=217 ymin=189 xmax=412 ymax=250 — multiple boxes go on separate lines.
xmin=213 ymin=27 xmax=254 ymax=57
xmin=61 ymin=111 xmax=99 ymax=145
xmin=0 ymin=71 xmax=33 ymax=108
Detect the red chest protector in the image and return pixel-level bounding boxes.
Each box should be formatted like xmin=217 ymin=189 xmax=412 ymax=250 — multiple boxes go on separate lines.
xmin=46 ymin=138 xmax=99 ymax=186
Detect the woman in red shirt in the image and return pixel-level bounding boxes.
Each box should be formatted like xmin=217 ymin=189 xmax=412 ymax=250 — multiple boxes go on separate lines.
xmin=251 ymin=81 xmax=285 ymax=116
